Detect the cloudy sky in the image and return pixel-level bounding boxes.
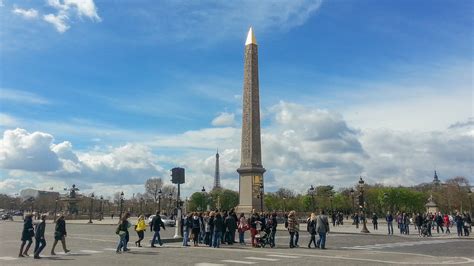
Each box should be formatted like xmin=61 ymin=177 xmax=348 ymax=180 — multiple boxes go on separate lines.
xmin=0 ymin=0 xmax=472 ymax=199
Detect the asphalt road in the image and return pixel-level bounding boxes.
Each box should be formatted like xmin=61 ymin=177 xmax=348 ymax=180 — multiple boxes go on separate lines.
xmin=1 ymin=221 xmax=473 ymax=265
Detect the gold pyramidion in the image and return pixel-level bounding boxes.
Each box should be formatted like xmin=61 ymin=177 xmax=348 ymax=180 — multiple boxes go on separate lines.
xmin=245 ymin=27 xmax=257 ymax=45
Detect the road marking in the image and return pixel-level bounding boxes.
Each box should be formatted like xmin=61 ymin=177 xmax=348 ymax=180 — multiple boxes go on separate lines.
xmin=195 ymin=263 xmax=225 ymax=266
xmin=221 ymin=260 xmax=256 ymax=264
xmin=103 ymin=248 xmax=117 ymax=251
xmin=79 ymin=250 xmax=103 ymax=254
xmin=245 ymin=257 xmax=279 ymax=261
xmin=341 ymin=239 xmax=462 ymax=250
xmin=0 ymin=256 xmax=17 ymax=261
xmin=267 ymin=254 xmax=300 ymax=259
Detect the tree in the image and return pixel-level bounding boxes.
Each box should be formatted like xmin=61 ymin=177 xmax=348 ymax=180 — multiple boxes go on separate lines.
xmin=145 ymin=177 xmax=163 ymax=204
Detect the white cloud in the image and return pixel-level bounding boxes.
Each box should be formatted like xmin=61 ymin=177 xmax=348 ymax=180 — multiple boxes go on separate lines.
xmin=12 ymin=7 xmax=39 ymax=19
xmin=0 ymin=113 xmax=19 ymax=128
xmin=44 ymin=0 xmax=101 ymax=33
xmin=0 ymin=88 xmax=49 ymax=105
xmin=43 ymin=13 xmax=69 ymax=33
xmin=212 ymin=112 xmax=236 ymax=127
xmin=1 ymin=104 xmax=472 ymax=197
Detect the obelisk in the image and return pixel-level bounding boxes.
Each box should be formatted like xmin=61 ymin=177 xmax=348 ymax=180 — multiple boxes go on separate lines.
xmin=237 ymin=27 xmax=266 ymax=213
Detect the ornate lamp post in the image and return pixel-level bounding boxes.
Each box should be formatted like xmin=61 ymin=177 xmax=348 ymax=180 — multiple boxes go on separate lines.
xmin=158 ymin=189 xmax=162 ymax=213
xmin=99 ymin=196 xmax=104 ymax=221
xmin=88 ymin=193 xmax=95 ymax=224
xmin=140 ymin=197 xmax=143 ymax=214
xmin=256 ymin=183 xmax=264 ymax=212
xmin=119 ymin=191 xmax=124 ymax=219
xmin=53 ymin=197 xmax=59 ymax=220
xmin=168 ymin=193 xmax=173 ymax=215
xmin=201 ymin=186 xmax=206 ymax=211
xmin=358 ymin=177 xmax=370 ymax=233
xmin=468 ymin=190 xmax=472 ymax=217
xmin=350 ymin=188 xmax=355 ymax=214
xmin=308 ymin=185 xmax=315 ymax=211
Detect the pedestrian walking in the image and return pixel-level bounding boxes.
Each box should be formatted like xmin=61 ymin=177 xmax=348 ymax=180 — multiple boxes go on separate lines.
xmin=212 ymin=212 xmax=224 ymax=248
xmin=307 ymin=213 xmax=317 ymax=248
xmin=386 ymin=211 xmax=394 ymax=235
xmin=415 ymin=213 xmax=423 ymax=236
xmin=192 ymin=213 xmax=201 ymax=246
xmin=316 ymin=210 xmax=330 ymax=249
xmin=454 ymin=212 xmax=463 ymax=237
xmin=354 ymin=212 xmax=360 ymax=229
xmin=208 ymin=211 xmax=215 ymax=247
xmin=372 ymin=213 xmax=378 ymax=230
xmin=237 ymin=213 xmax=248 ymax=245
xmin=287 ymin=210 xmax=298 ymax=248
xmin=150 ymin=212 xmax=165 ymax=247
xmin=224 ymin=211 xmax=237 ymax=245
xmin=182 ymin=213 xmax=192 ymax=247
xmin=269 ymin=212 xmax=278 ymax=248
xmin=436 ymin=212 xmax=444 ymax=234
xmin=33 ymin=214 xmax=47 ymax=259
xmin=18 ymin=214 xmax=34 ymax=257
xmin=250 ymin=211 xmax=259 ymax=247
xmin=134 ymin=214 xmax=146 ymax=247
xmin=115 ymin=212 xmax=131 ymax=253
xmin=443 ymin=214 xmax=451 ymax=234
xmin=51 ymin=215 xmax=70 ymax=255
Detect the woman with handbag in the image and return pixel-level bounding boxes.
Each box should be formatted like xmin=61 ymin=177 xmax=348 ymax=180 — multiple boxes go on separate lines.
xmin=134 ymin=215 xmax=146 ymax=247
xmin=51 ymin=215 xmax=70 ymax=255
xmin=116 ymin=212 xmax=131 ymax=253
xmin=18 ymin=214 xmax=34 ymax=257
xmin=238 ymin=213 xmax=247 ymax=245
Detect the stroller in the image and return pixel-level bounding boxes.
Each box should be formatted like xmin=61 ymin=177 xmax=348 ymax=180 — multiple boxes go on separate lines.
xmin=420 ymin=222 xmax=430 ymax=237
xmin=255 ymin=227 xmax=274 ymax=248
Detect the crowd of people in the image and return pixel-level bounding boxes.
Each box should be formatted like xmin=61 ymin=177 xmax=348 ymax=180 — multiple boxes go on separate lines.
xmin=16 ymin=208 xmax=472 ymax=258
xmin=349 ymin=211 xmax=472 ymax=237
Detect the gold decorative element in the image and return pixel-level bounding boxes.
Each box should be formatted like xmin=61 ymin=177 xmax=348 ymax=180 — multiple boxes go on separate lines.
xmin=245 ymin=27 xmax=257 ymax=45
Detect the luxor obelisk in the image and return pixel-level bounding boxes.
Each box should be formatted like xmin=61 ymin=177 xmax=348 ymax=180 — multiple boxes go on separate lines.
xmin=237 ymin=27 xmax=266 ymax=213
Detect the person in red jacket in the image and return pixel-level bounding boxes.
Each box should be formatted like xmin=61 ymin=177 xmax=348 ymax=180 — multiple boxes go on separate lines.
xmin=443 ymin=214 xmax=451 ymax=234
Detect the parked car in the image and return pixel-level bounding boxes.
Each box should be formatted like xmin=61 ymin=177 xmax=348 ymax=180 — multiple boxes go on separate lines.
xmin=1 ymin=214 xmax=13 ymax=220
xmin=147 ymin=215 xmax=175 ymax=227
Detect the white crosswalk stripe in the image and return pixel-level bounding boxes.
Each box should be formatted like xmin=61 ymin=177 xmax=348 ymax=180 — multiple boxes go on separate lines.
xmin=221 ymin=260 xmax=257 ymax=264
xmin=79 ymin=250 xmax=103 ymax=254
xmin=341 ymin=239 xmax=461 ymax=250
xmin=245 ymin=256 xmax=279 ymax=261
xmin=0 ymin=256 xmax=17 ymax=261
xmin=267 ymin=254 xmax=300 ymax=259
xmin=195 ymin=263 xmax=225 ymax=266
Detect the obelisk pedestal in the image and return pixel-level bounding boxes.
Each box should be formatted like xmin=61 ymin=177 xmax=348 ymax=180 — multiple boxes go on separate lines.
xmin=236 ymin=27 xmax=266 ymax=214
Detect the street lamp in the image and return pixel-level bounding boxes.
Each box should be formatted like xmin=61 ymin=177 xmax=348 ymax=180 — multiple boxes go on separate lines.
xmin=201 ymin=186 xmax=206 ymax=211
xmin=256 ymin=183 xmax=264 ymax=212
xmin=53 ymin=197 xmax=59 ymax=220
xmin=308 ymin=185 xmax=315 ymax=211
xmin=358 ymin=177 xmax=370 ymax=233
xmin=88 ymin=193 xmax=95 ymax=224
xmin=99 ymin=196 xmax=104 ymax=221
xmin=168 ymin=193 xmax=173 ymax=215
xmin=119 ymin=191 xmax=124 ymax=219
xmin=158 ymin=189 xmax=162 ymax=214
xmin=350 ymin=188 xmax=355 ymax=214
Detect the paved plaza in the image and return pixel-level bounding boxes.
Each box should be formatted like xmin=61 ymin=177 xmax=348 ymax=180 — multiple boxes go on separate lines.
xmin=1 ymin=219 xmax=473 ymax=265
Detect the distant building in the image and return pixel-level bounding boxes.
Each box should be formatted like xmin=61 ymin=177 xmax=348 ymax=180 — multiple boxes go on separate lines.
xmin=20 ymin=189 xmax=60 ymax=212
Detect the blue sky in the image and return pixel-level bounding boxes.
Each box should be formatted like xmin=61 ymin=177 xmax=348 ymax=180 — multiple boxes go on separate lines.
xmin=0 ymin=0 xmax=472 ymax=198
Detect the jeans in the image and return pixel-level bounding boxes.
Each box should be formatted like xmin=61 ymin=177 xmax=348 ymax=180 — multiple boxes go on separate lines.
xmin=183 ymin=228 xmax=190 ymax=246
xmin=289 ymin=232 xmax=295 ymax=247
xmin=239 ymin=231 xmax=245 ymax=244
xmin=308 ymin=233 xmax=316 ymax=247
xmin=317 ymin=232 xmax=327 ymax=249
xmin=437 ymin=225 xmax=444 ymax=233
xmin=373 ymin=222 xmax=378 ymax=230
xmin=295 ymin=231 xmax=299 ymax=246
xmin=152 ymin=231 xmax=162 ymax=246
xmin=457 ymin=224 xmax=463 ymax=236
xmin=387 ymin=222 xmax=393 ymax=235
xmin=116 ymin=234 xmax=126 ymax=252
xmin=34 ymin=238 xmax=46 ymax=257
xmin=270 ymin=230 xmax=276 ymax=247
xmin=212 ymin=231 xmax=222 ymax=248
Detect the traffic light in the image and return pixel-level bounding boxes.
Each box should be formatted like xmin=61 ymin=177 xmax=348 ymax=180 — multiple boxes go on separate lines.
xmin=171 ymin=167 xmax=185 ymax=184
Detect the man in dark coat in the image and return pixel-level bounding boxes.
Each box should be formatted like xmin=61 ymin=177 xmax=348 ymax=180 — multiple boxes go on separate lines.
xmin=316 ymin=210 xmax=330 ymax=249
xmin=33 ymin=215 xmax=47 ymax=259
xmin=150 ymin=212 xmax=166 ymax=247
xmin=225 ymin=212 xmax=237 ymax=245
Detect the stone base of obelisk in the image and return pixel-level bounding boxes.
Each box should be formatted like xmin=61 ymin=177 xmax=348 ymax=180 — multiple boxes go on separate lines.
xmin=236 ymin=167 xmax=265 ymax=215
